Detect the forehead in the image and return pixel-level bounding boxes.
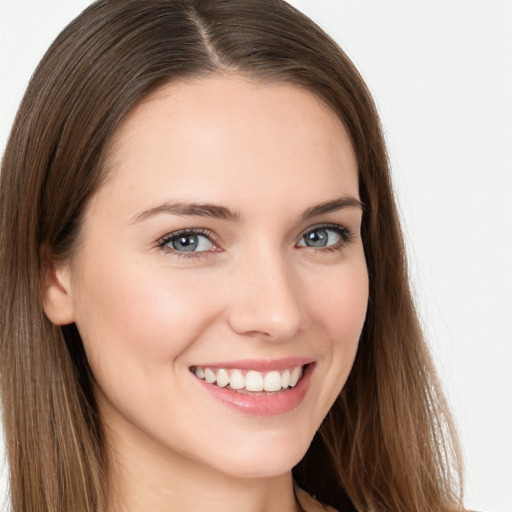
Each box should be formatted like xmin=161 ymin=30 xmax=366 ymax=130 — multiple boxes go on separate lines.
xmin=97 ymin=75 xmax=358 ymax=216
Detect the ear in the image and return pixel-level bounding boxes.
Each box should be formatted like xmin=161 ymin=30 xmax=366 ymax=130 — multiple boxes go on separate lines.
xmin=42 ymin=260 xmax=76 ymax=326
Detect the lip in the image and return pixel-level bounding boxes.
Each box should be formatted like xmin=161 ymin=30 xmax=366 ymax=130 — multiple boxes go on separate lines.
xmin=192 ymin=361 xmax=315 ymax=416
xmin=190 ymin=357 xmax=315 ymax=372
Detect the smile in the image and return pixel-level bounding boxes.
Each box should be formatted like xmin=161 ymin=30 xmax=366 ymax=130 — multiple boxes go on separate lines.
xmin=189 ymin=359 xmax=315 ymax=415
xmin=191 ymin=365 xmax=304 ymax=393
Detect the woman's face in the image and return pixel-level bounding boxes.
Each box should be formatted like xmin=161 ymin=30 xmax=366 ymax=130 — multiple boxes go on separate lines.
xmin=52 ymin=76 xmax=368 ymax=479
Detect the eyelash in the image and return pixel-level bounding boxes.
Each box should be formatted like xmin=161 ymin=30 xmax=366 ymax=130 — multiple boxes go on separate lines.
xmin=157 ymin=228 xmax=219 ymax=259
xmin=157 ymin=223 xmax=353 ymax=259
xmin=299 ymin=223 xmax=353 ymax=253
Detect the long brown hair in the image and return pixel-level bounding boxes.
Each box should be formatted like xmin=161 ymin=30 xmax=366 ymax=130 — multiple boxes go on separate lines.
xmin=0 ymin=1 xmax=463 ymax=511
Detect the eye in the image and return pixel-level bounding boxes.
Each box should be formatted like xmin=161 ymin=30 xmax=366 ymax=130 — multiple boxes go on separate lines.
xmin=158 ymin=229 xmax=218 ymax=254
xmin=297 ymin=225 xmax=350 ymax=249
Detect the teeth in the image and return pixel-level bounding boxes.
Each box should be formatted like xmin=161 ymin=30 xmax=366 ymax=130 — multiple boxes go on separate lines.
xmin=204 ymin=368 xmax=216 ymax=384
xmin=245 ymin=371 xmax=264 ymax=391
xmin=192 ymin=365 xmax=305 ymax=392
xmin=263 ymin=371 xmax=282 ymax=392
xmin=289 ymin=366 xmax=302 ymax=387
xmin=229 ymin=370 xmax=245 ymax=390
xmin=216 ymin=369 xmax=230 ymax=388
xmin=281 ymin=369 xmax=290 ymax=389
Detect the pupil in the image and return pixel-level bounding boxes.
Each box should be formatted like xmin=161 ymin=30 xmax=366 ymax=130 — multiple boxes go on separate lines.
xmin=306 ymin=229 xmax=328 ymax=247
xmin=173 ymin=235 xmax=198 ymax=252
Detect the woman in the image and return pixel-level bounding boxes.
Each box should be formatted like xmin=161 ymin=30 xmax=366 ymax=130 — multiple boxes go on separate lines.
xmin=0 ymin=1 xmax=463 ymax=511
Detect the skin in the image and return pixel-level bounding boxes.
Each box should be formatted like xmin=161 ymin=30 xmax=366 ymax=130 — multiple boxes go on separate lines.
xmin=44 ymin=75 xmax=369 ymax=512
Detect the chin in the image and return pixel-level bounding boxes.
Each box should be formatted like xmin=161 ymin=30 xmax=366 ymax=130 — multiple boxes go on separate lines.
xmin=201 ymin=430 xmax=313 ymax=480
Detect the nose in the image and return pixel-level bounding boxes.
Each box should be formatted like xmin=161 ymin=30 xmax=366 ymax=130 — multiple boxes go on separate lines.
xmin=225 ymin=251 xmax=310 ymax=341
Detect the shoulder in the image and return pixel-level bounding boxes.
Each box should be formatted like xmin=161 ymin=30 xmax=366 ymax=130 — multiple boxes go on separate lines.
xmin=294 ymin=484 xmax=339 ymax=512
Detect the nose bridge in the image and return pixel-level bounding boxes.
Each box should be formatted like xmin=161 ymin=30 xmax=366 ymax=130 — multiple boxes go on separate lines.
xmin=227 ymin=243 xmax=308 ymax=340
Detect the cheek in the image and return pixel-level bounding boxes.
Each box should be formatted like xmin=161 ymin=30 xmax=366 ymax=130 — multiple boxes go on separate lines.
xmin=287 ymin=256 xmax=368 ymax=431
xmin=307 ymin=258 xmax=369 ymax=345
xmin=72 ymin=258 xmax=219 ymax=376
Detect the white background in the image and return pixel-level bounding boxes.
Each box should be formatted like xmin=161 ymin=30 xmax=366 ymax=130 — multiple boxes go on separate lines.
xmin=0 ymin=1 xmax=511 ymax=511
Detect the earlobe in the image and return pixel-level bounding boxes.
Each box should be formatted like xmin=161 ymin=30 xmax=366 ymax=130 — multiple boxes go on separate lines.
xmin=42 ymin=261 xmax=76 ymax=326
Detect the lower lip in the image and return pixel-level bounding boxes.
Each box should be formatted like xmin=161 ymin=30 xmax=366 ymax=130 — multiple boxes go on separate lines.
xmin=195 ymin=364 xmax=315 ymax=416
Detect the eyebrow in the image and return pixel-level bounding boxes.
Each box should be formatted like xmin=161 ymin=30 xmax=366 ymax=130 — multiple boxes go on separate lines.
xmin=132 ymin=196 xmax=363 ymax=224
xmin=299 ymin=197 xmax=364 ymax=221
xmin=132 ymin=201 xmax=241 ymax=224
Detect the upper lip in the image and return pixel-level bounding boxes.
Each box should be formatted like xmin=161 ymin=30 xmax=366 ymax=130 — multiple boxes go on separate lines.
xmin=190 ymin=357 xmax=315 ymax=372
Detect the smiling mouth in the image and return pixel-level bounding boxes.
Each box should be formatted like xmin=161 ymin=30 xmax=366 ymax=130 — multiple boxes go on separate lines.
xmin=190 ymin=365 xmax=308 ymax=394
